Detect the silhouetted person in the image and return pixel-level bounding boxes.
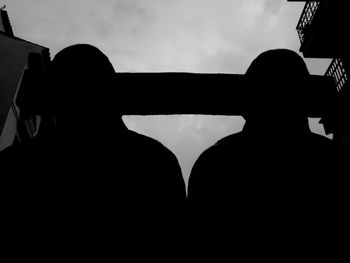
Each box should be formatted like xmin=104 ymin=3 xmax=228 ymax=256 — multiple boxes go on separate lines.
xmin=188 ymin=49 xmax=349 ymax=256
xmin=1 ymin=44 xmax=186 ymax=256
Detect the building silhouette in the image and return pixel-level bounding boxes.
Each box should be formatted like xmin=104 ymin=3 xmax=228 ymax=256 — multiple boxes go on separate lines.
xmin=289 ymin=0 xmax=350 ymax=143
xmin=0 ymin=9 xmax=50 ymax=150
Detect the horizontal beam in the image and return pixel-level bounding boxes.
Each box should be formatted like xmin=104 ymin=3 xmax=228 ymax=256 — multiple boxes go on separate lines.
xmin=114 ymin=73 xmax=336 ymax=118
xmin=16 ymin=72 xmax=337 ymax=118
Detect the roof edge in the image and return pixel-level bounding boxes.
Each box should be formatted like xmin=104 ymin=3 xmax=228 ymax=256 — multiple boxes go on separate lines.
xmin=0 ymin=9 xmax=14 ymax=37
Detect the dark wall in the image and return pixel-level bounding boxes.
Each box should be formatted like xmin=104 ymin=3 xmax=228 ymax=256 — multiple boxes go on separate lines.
xmin=0 ymin=34 xmax=46 ymax=134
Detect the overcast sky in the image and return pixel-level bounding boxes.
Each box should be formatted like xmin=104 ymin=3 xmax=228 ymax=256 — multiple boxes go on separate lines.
xmin=6 ymin=0 xmax=332 ymax=185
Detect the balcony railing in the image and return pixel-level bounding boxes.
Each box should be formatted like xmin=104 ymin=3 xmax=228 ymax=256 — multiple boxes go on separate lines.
xmin=325 ymin=58 xmax=349 ymax=92
xmin=296 ymin=1 xmax=321 ymax=44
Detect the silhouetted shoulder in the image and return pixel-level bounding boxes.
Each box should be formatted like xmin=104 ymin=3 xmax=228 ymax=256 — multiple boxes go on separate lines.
xmin=303 ymin=132 xmax=345 ymax=162
xmin=190 ymin=131 xmax=246 ymax=170
xmin=215 ymin=131 xmax=246 ymax=148
xmin=125 ymin=129 xmax=175 ymax=154
xmin=122 ymin=129 xmax=182 ymax=167
xmin=119 ymin=129 xmax=187 ymax=203
xmin=188 ymin=130 xmax=344 ymax=203
xmin=188 ymin=132 xmax=245 ymax=202
xmin=307 ymin=131 xmax=333 ymax=144
xmin=0 ymin=136 xmax=48 ymax=171
xmin=194 ymin=132 xmax=246 ymax=161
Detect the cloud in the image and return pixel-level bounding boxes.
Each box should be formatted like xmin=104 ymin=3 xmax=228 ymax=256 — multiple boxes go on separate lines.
xmin=8 ymin=0 xmax=304 ymax=74
xmin=197 ymin=47 xmax=249 ymax=73
xmin=262 ymin=0 xmax=283 ymax=14
xmin=196 ymin=1 xmax=303 ymax=73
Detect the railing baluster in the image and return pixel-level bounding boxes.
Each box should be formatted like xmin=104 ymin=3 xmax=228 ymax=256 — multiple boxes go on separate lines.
xmin=326 ymin=58 xmax=349 ymax=92
xmin=296 ymin=1 xmax=321 ymax=45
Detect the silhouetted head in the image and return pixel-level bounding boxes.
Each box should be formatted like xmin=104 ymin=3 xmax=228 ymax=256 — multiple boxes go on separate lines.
xmin=244 ymin=49 xmax=310 ymax=128
xmin=47 ymin=44 xmax=118 ymax=134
